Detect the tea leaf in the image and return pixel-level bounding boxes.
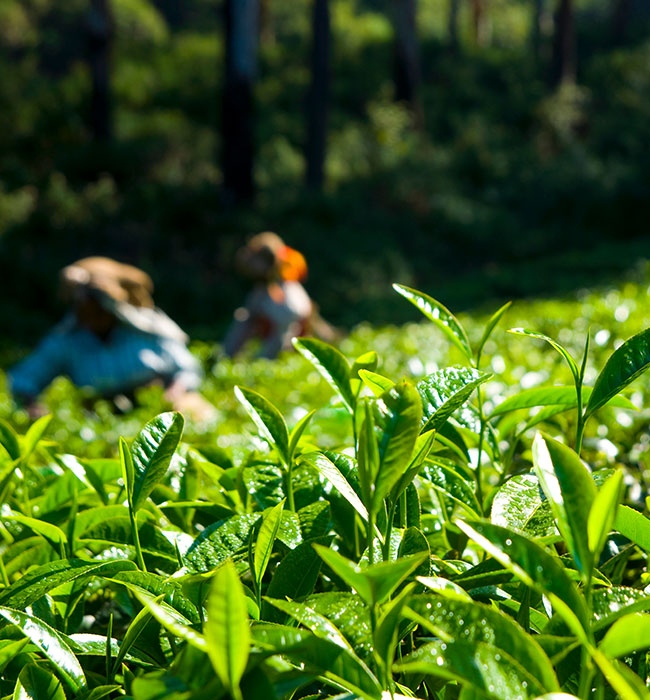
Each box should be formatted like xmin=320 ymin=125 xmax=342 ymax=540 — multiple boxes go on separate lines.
xmin=293 ymin=337 xmax=355 ymax=412
xmin=456 ymin=520 xmax=589 ymax=637
xmin=0 ymin=558 xmax=136 ymax=610
xmin=235 ymin=386 xmax=290 ymax=466
xmin=491 ymin=386 xmax=636 ymax=416
xmin=0 ymin=420 xmax=20 ymax=461
xmin=508 ymin=329 xmax=579 ymax=382
xmin=303 ymin=452 xmax=368 ymax=523
xmin=20 ymin=415 xmax=52 ymax=464
xmin=599 ymin=612 xmax=650 ymax=658
xmin=588 ymin=470 xmax=623 ymax=558
xmin=393 ymin=284 xmax=472 ymax=360
xmin=358 ymin=369 xmax=395 ymax=397
xmin=417 ymin=367 xmax=491 ymax=435
xmin=614 ymin=505 xmax=650 ymax=552
xmin=586 ymin=327 xmax=650 ymax=418
xmin=0 ymin=606 xmax=86 ymax=691
xmin=205 ymin=560 xmax=250 ymax=697
xmin=406 ymin=595 xmax=558 ymax=692
xmin=476 ymin=301 xmax=512 ymax=363
xmin=373 ymin=381 xmax=422 ymax=510
xmin=491 ymin=473 xmax=557 ymax=540
xmin=131 ymin=412 xmax=184 ymax=512
xmin=13 ymin=663 xmax=66 ymax=700
xmin=395 ymin=638 xmax=541 ymax=699
xmin=253 ymin=500 xmax=285 ymax=594
xmin=532 ymin=433 xmax=596 ymax=577
xmin=288 ymin=409 xmax=316 ymax=461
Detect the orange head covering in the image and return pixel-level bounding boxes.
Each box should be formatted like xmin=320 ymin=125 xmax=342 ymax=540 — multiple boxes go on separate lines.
xmin=237 ymin=232 xmax=307 ymax=282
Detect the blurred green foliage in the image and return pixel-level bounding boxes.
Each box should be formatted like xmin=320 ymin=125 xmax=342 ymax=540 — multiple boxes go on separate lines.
xmin=0 ymin=0 xmax=649 ymax=340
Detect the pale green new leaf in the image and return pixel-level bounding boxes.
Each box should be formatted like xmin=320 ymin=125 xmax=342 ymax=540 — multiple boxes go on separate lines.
xmin=254 ymin=500 xmax=285 ymax=593
xmin=614 ymin=505 xmax=650 ymax=552
xmin=288 ymin=410 xmax=316 ymax=461
xmin=358 ymin=369 xmax=395 ymax=397
xmin=599 ymin=612 xmax=650 ymax=658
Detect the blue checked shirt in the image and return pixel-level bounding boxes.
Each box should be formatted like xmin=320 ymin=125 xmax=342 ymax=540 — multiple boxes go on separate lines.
xmin=8 ymin=317 xmax=202 ymax=398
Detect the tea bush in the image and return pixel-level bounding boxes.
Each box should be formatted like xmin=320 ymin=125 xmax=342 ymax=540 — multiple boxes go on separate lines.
xmin=2 ymin=279 xmax=650 ymax=698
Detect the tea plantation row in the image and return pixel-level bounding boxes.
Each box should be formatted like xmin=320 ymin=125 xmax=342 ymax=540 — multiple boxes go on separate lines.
xmin=1 ymin=278 xmax=650 ymax=699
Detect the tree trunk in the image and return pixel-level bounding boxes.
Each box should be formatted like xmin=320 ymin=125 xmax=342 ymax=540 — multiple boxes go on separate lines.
xmin=305 ymin=0 xmax=330 ymax=190
xmin=259 ymin=0 xmax=275 ymax=46
xmin=550 ymin=0 xmax=575 ymax=86
xmin=86 ymin=0 xmax=114 ymax=142
xmin=448 ymin=0 xmax=461 ymax=54
xmin=391 ymin=0 xmax=421 ymax=121
xmin=531 ymin=0 xmax=545 ymax=63
xmin=611 ymin=0 xmax=632 ymax=46
xmin=471 ymin=0 xmax=489 ymax=47
xmin=222 ymin=0 xmax=259 ymax=202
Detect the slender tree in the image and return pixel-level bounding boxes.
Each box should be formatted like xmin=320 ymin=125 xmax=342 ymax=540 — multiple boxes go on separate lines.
xmin=611 ymin=0 xmax=632 ymax=46
xmin=222 ymin=0 xmax=259 ymax=202
xmin=448 ymin=0 xmax=461 ymax=54
xmin=86 ymin=0 xmax=114 ymax=142
xmin=550 ymin=0 xmax=576 ymax=86
xmin=390 ymin=0 xmax=421 ymax=121
xmin=531 ymin=0 xmax=546 ymax=63
xmin=471 ymin=0 xmax=489 ymax=47
xmin=305 ymin=0 xmax=331 ymax=190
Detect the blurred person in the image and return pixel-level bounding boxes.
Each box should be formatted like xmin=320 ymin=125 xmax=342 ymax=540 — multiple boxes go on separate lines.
xmin=8 ymin=257 xmax=213 ymax=420
xmin=223 ymin=232 xmax=337 ymax=358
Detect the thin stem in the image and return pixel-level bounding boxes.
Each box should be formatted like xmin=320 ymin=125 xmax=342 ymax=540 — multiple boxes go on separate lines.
xmin=129 ymin=507 xmax=147 ymax=572
xmin=383 ymin=498 xmax=398 ymax=562
xmin=475 ymin=387 xmax=486 ymax=512
xmin=285 ymin=463 xmax=296 ymax=512
xmin=367 ymin=513 xmax=375 ymax=566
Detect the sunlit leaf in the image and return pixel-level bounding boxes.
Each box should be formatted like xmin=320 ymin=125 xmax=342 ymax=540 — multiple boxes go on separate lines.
xmin=532 ymin=433 xmax=595 ymax=577
xmin=130 ymin=412 xmax=184 ymax=512
xmin=0 ymin=606 xmax=86 ymax=691
xmin=393 ymin=284 xmax=472 ymax=360
xmin=293 ymin=337 xmax=355 ymax=412
xmin=205 ymin=560 xmax=250 ymax=695
xmin=585 ymin=327 xmax=650 ymax=418
xmin=235 ymin=386 xmax=290 ymax=466
xmin=417 ymin=367 xmax=491 ymax=434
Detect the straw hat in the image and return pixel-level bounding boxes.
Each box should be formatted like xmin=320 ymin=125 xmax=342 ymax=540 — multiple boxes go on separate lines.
xmin=59 ymin=257 xmax=187 ymax=342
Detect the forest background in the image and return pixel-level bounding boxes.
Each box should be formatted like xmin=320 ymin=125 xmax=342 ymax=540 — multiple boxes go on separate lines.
xmin=1 ymin=0 xmax=650 ymax=359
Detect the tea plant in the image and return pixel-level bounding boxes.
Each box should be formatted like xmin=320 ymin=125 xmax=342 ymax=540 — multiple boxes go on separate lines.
xmin=1 ymin=283 xmax=650 ymax=698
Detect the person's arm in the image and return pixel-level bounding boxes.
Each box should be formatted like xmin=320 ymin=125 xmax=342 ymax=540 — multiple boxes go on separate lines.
xmin=8 ymin=332 xmax=68 ymax=403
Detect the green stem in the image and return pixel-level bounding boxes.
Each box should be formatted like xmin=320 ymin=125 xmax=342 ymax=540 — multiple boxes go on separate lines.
xmin=577 ymin=647 xmax=595 ymax=700
xmin=475 ymin=388 xmax=486 ymax=513
xmin=575 ymin=377 xmax=585 ymax=455
xmin=129 ymin=507 xmax=147 ymax=572
xmin=400 ymin=490 xmax=407 ymax=528
xmin=0 ymin=555 xmax=9 ymax=587
xmin=383 ymin=498 xmax=398 ymax=562
xmin=367 ymin=513 xmax=375 ymax=566
xmin=285 ymin=463 xmax=296 ymax=512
